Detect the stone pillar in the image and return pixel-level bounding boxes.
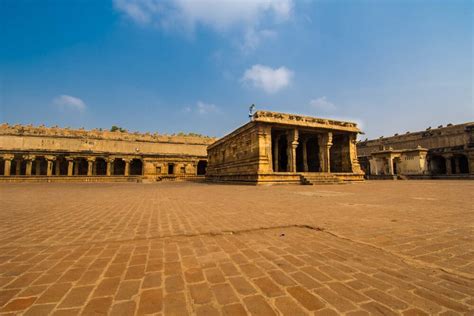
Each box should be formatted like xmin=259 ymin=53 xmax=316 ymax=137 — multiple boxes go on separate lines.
xmin=444 ymin=155 xmax=452 ymax=175
xmin=45 ymin=156 xmax=56 ymax=176
xmin=124 ymin=158 xmax=131 ymax=176
xmin=273 ymin=135 xmax=280 ymax=172
xmin=387 ymin=155 xmax=394 ymax=175
xmin=15 ymin=159 xmax=21 ymax=175
xmin=454 ymin=157 xmax=461 ymax=174
xmin=23 ymin=155 xmax=35 ymax=176
xmin=287 ymin=129 xmax=299 ymax=172
xmin=67 ymin=158 xmax=74 ymax=176
xmin=302 ymin=139 xmax=308 ymax=172
xmin=35 ymin=160 xmax=41 ymax=176
xmin=87 ymin=157 xmax=95 ymax=176
xmin=106 ymin=158 xmax=113 ymax=176
xmin=3 ymin=154 xmax=14 ymax=176
xmin=318 ymin=132 xmax=333 ymax=172
xmin=348 ymin=133 xmax=362 ymax=174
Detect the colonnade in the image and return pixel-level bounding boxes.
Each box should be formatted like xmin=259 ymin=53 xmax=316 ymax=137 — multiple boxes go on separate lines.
xmin=271 ymin=129 xmax=357 ymax=173
xmin=0 ymin=154 xmax=142 ymax=177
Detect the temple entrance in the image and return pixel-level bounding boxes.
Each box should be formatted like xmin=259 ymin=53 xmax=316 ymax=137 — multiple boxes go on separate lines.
xmin=197 ymin=160 xmax=207 ymax=175
xmin=430 ymin=156 xmax=446 ymax=174
xmin=95 ymin=158 xmax=107 ymax=175
xmin=130 ymin=159 xmax=143 ymax=175
xmin=168 ymin=163 xmax=175 ymax=175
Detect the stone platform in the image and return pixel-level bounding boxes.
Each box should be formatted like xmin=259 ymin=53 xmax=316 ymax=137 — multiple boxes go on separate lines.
xmin=0 ymin=181 xmax=472 ymax=315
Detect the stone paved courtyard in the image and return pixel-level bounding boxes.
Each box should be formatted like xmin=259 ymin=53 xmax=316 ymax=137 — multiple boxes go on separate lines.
xmin=0 ymin=181 xmax=473 ymax=315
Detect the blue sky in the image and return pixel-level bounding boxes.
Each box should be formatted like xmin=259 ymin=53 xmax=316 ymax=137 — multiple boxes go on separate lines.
xmin=1 ymin=0 xmax=472 ymax=139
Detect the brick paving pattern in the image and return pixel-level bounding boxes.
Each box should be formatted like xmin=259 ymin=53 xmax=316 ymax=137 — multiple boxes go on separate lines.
xmin=0 ymin=181 xmax=473 ymax=315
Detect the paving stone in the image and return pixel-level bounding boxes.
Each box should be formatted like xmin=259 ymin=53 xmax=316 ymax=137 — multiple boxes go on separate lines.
xmin=1 ymin=182 xmax=473 ymax=315
xmin=287 ymin=286 xmax=325 ymax=311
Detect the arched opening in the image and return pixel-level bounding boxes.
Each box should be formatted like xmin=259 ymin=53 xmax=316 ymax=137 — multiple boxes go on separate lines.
xmin=113 ymin=159 xmax=125 ymax=175
xmin=197 ymin=160 xmax=207 ymax=175
xmin=95 ymin=158 xmax=107 ymax=175
xmin=0 ymin=158 xmax=4 ymax=175
xmin=130 ymin=159 xmax=143 ymax=176
xmin=458 ymin=155 xmax=469 ymax=174
xmin=430 ymin=156 xmax=446 ymax=175
xmin=277 ymin=136 xmax=288 ymax=172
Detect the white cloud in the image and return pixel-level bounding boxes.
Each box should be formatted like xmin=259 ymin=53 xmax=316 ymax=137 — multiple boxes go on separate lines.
xmin=309 ymin=97 xmax=336 ymax=113
xmin=183 ymin=101 xmax=219 ymax=115
xmin=241 ymin=64 xmax=293 ymax=94
xmin=113 ymin=0 xmax=293 ymax=49
xmin=53 ymin=95 xmax=86 ymax=112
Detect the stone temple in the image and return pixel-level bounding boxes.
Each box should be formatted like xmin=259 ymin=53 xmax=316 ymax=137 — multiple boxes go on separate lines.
xmin=207 ymin=111 xmax=364 ymax=184
xmin=1 ymin=111 xmax=473 ymax=183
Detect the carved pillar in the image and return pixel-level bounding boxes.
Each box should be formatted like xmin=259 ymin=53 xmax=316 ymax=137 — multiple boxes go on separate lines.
xmin=45 ymin=156 xmax=56 ymax=176
xmin=318 ymin=132 xmax=333 ymax=172
xmin=66 ymin=158 xmax=74 ymax=176
xmin=444 ymin=155 xmax=452 ymax=175
xmin=348 ymin=133 xmax=362 ymax=174
xmin=454 ymin=157 xmax=461 ymax=174
xmin=23 ymin=155 xmax=35 ymax=176
xmin=106 ymin=158 xmax=113 ymax=176
xmin=302 ymin=138 xmax=308 ymax=172
xmin=3 ymin=154 xmax=14 ymax=176
xmin=287 ymin=129 xmax=299 ymax=172
xmin=273 ymin=135 xmax=280 ymax=172
xmin=35 ymin=160 xmax=41 ymax=175
xmin=87 ymin=157 xmax=95 ymax=176
xmin=124 ymin=158 xmax=131 ymax=176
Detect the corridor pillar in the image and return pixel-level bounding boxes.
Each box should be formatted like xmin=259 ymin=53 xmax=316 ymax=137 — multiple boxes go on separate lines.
xmin=45 ymin=156 xmax=55 ymax=176
xmin=67 ymin=158 xmax=74 ymax=176
xmin=3 ymin=154 xmax=13 ymax=176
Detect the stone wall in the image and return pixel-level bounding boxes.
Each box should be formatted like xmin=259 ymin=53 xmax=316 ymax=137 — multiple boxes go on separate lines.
xmin=358 ymin=122 xmax=474 ymax=177
xmin=0 ymin=124 xmax=216 ymax=180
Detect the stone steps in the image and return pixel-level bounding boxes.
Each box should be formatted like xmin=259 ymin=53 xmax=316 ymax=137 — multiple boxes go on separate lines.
xmin=299 ymin=173 xmax=344 ymax=185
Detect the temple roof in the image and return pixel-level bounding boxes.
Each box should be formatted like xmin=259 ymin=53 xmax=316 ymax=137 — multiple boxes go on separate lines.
xmin=252 ymin=111 xmax=361 ymax=133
